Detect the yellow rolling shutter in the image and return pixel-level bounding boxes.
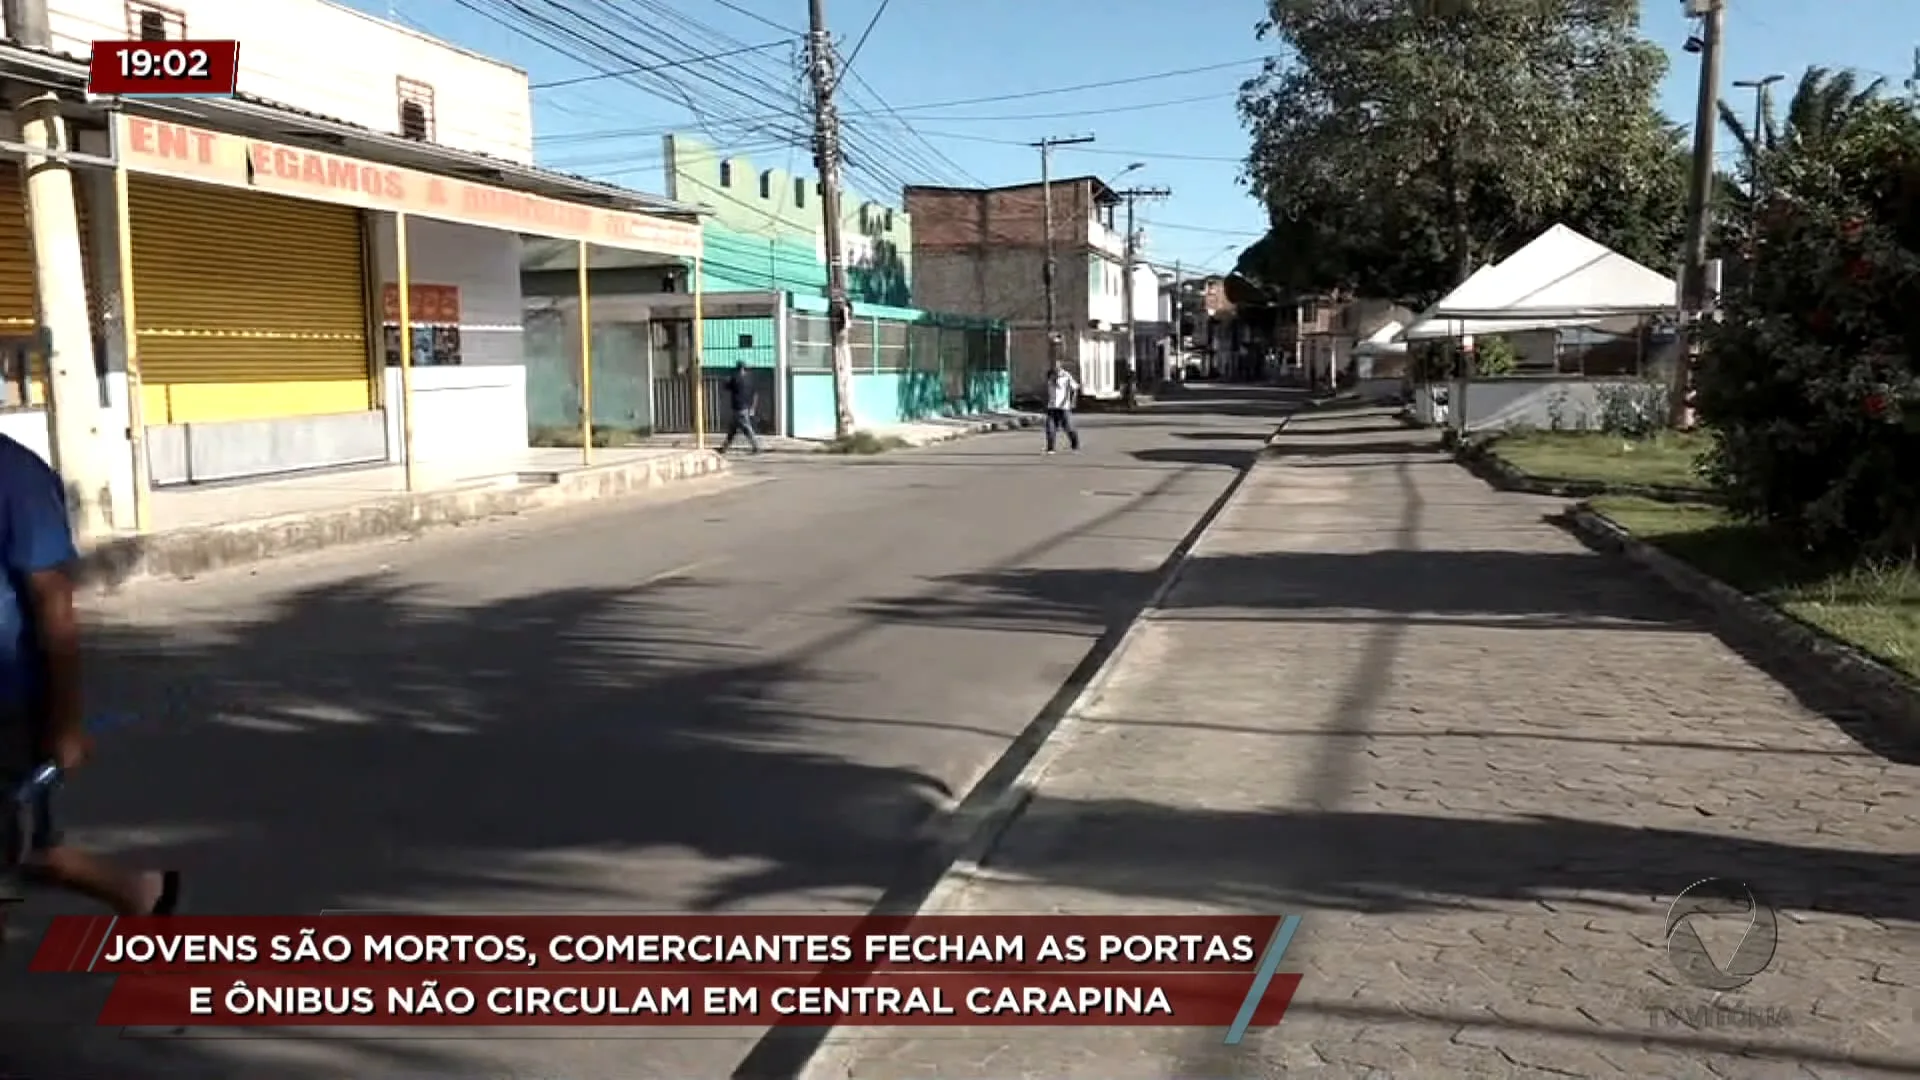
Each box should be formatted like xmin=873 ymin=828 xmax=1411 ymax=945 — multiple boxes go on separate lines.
xmin=0 ymin=161 xmax=97 ymax=407
xmin=130 ymin=176 xmax=370 ymax=424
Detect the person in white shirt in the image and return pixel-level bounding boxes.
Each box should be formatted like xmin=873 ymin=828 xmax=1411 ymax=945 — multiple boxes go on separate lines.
xmin=1043 ymin=360 xmax=1081 ymax=454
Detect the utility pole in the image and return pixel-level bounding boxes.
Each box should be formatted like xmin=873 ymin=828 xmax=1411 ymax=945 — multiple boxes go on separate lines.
xmin=1031 ymin=135 xmax=1093 ymax=368
xmin=1114 ymin=186 xmax=1168 ymax=393
xmin=6 ymin=0 xmax=110 ymax=538
xmin=806 ymin=0 xmax=856 ymax=437
xmin=1673 ymin=0 xmax=1724 ymax=430
xmin=1731 ymin=73 xmax=1781 ymax=172
xmin=1168 ymin=260 xmax=1182 ymax=384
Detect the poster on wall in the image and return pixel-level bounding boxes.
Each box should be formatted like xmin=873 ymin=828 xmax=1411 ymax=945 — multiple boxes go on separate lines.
xmin=381 ymin=283 xmax=464 ymax=366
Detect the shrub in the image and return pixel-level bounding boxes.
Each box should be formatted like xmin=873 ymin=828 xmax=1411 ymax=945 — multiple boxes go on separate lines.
xmin=1694 ymin=98 xmax=1920 ymax=558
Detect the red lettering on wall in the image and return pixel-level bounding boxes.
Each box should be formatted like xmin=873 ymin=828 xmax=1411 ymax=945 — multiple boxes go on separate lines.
xmin=301 ymin=154 xmax=326 ymax=186
xmin=127 ymin=117 xmax=156 ymax=155
xmin=426 ymin=179 xmax=447 ymax=205
xmin=156 ymin=123 xmax=188 ymax=161
xmin=325 ymin=160 xmax=357 ymax=191
xmin=272 ymin=148 xmax=297 ymax=178
xmin=188 ymin=129 xmax=215 ymax=165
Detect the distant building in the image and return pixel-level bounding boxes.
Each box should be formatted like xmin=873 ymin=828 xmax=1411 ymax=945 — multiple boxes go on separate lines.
xmin=904 ymin=177 xmax=1130 ymax=403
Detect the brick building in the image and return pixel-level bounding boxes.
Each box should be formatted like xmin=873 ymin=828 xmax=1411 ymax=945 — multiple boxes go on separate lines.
xmin=904 ymin=177 xmax=1127 ymax=403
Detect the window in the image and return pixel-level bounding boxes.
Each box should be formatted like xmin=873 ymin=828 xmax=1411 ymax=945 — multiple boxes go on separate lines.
xmin=397 ymin=77 xmax=435 ymax=142
xmin=794 ymin=178 xmax=806 ymax=207
xmin=719 ymin=161 xmax=733 ymax=187
xmin=883 ymin=210 xmax=893 ymax=231
xmin=737 ymin=333 xmax=754 ymax=349
xmin=126 ymin=1 xmax=184 ymax=40
xmin=759 ymin=171 xmax=772 ymax=199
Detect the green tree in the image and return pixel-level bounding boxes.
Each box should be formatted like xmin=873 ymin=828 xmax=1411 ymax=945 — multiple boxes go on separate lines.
xmin=1696 ymin=95 xmax=1920 ymax=556
xmin=1718 ymin=66 xmax=1889 ymax=167
xmin=1240 ymin=0 xmax=1671 ymax=304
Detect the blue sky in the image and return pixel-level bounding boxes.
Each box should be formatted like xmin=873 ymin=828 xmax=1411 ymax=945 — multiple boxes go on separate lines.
xmin=348 ymin=0 xmax=1919 ymax=275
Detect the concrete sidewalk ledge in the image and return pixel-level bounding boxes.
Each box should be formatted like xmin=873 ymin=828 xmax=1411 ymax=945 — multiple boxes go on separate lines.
xmin=1562 ymin=504 xmax=1920 ymax=744
xmin=75 ymin=448 xmax=726 ymax=590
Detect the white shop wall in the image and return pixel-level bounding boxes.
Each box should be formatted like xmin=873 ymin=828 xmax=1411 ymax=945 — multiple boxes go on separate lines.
xmin=368 ymin=215 xmax=530 ymax=465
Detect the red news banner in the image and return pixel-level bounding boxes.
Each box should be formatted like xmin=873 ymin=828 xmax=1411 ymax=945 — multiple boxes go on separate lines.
xmin=36 ymin=915 xmax=1303 ymax=1029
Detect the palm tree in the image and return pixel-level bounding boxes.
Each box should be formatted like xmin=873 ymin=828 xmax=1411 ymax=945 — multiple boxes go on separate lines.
xmin=1717 ymin=66 xmax=1888 ymax=168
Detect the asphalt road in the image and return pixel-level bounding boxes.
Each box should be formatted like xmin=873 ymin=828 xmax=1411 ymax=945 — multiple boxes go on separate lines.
xmin=0 ymin=386 xmax=1294 ymax=1080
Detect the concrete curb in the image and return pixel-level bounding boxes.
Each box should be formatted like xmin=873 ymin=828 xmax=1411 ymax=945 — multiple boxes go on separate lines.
xmin=1456 ymin=441 xmax=1724 ymax=505
xmin=888 ymin=411 xmax=1038 ymax=448
xmin=793 ymin=411 xmax=1293 ymax=1080
xmin=74 ymin=449 xmax=728 ymax=591
xmin=1561 ymin=505 xmax=1920 ymax=743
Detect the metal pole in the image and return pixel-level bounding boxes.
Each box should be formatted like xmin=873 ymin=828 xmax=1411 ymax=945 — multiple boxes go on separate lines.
xmin=395 ymin=212 xmax=417 ymax=491
xmin=1122 ymin=195 xmax=1134 ymax=385
xmin=577 ymin=240 xmax=593 ymax=464
xmin=692 ymin=254 xmax=707 ymax=449
xmin=808 ymin=0 xmax=858 ymax=438
xmin=111 ymin=162 xmax=149 ymax=532
xmin=772 ymin=288 xmax=789 ymax=436
xmin=1114 ymin=185 xmax=1169 ymax=390
xmin=1672 ymin=0 xmax=1723 ymax=429
xmin=1031 ymin=135 xmax=1094 ymax=370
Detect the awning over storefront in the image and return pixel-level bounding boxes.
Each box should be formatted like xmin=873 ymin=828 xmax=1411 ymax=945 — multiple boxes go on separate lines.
xmin=112 ymin=114 xmax=703 ymax=260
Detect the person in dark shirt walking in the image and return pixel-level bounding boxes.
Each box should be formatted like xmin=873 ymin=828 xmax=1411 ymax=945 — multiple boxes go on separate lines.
xmin=721 ymin=362 xmax=762 ymax=454
xmin=0 ymin=435 xmax=178 ymax=921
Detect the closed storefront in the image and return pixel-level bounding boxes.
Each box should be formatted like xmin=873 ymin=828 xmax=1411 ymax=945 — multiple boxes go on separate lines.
xmin=0 ymin=162 xmax=96 ymax=408
xmin=129 ymin=175 xmax=371 ymax=425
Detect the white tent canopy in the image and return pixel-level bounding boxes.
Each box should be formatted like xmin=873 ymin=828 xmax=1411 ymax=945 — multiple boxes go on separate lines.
xmin=1354 ymin=320 xmax=1408 ymax=356
xmin=1399 ymin=224 xmax=1678 ymax=340
xmin=1400 ymin=263 xmax=1594 ymax=341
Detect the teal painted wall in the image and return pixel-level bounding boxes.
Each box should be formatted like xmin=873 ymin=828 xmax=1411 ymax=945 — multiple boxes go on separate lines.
xmin=702 ymin=316 xmax=777 ymax=368
xmin=664 ymin=134 xmax=911 ymax=306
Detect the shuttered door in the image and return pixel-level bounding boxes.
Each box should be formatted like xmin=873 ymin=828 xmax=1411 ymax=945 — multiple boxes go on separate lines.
xmin=0 ymin=163 xmax=97 ymax=408
xmin=130 ymin=176 xmax=370 ymax=424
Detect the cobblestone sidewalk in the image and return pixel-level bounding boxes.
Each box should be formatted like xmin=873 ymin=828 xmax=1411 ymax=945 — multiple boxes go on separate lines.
xmin=811 ymin=409 xmax=1920 ymax=1079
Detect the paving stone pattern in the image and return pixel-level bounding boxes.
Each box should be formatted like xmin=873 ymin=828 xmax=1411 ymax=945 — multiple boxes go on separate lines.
xmin=825 ymin=410 xmax=1920 ymax=1079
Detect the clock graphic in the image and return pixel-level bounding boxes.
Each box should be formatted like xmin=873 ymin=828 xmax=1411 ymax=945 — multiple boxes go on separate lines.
xmin=89 ymin=40 xmax=240 ymax=98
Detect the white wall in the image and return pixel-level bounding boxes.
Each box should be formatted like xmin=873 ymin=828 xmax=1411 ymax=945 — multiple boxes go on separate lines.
xmin=381 ymin=365 xmax=527 ymax=465
xmin=1088 ymin=253 xmax=1124 ymax=328
xmin=1075 ymin=332 xmax=1116 ymax=398
xmin=367 ymin=215 xmax=527 ymax=463
xmin=1128 ymin=264 xmax=1160 ymax=325
xmin=42 ymin=0 xmax=533 ymax=163
xmin=1087 ymin=219 xmax=1125 ymax=260
xmin=368 ymin=214 xmax=525 ymax=366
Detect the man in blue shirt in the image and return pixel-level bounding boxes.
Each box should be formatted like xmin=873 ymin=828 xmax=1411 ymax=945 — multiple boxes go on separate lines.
xmin=0 ymin=435 xmax=177 ymax=917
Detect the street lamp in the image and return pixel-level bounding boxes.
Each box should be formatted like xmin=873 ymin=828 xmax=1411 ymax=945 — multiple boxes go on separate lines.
xmin=1731 ymin=73 xmax=1783 ymax=156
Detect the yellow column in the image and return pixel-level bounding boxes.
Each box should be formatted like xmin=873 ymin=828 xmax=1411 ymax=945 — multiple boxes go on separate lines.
xmin=691 ymin=254 xmax=706 ymax=449
xmin=395 ymin=212 xmax=417 ymax=491
xmin=578 ymin=241 xmax=593 ymax=465
xmin=111 ymin=163 xmax=149 ymax=533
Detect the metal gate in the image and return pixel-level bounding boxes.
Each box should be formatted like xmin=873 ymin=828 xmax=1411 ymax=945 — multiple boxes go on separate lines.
xmin=652 ymin=367 xmax=774 ymax=435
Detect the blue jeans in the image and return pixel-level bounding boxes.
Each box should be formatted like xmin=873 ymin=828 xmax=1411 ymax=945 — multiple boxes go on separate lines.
xmin=1044 ymin=408 xmax=1079 ymax=451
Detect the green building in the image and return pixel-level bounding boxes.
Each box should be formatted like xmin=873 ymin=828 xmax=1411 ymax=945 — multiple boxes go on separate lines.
xmin=520 ymin=135 xmax=1009 ymax=441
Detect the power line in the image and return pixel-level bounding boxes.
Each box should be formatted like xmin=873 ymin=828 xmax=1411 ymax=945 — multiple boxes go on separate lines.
xmin=531 ymin=40 xmax=792 ymax=89
xmin=701 ymin=0 xmax=798 ymax=35
xmin=832 ymin=0 xmax=891 ymax=90
xmin=886 ymin=57 xmax=1265 ymax=112
xmin=533 ymin=59 xmax=1264 ymax=145
xmin=913 ymin=127 xmax=1249 ymax=163
xmin=887 ymin=91 xmax=1235 ymax=123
